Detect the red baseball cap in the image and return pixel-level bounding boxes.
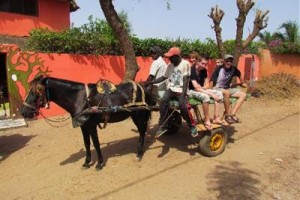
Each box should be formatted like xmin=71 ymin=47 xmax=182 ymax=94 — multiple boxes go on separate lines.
xmin=164 ymin=47 xmax=181 ymax=57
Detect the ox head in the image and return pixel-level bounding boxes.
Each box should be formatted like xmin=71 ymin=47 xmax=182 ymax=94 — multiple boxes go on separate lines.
xmin=20 ymin=76 xmax=49 ymax=119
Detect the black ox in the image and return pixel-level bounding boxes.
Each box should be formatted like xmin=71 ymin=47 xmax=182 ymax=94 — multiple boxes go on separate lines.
xmin=20 ymin=76 xmax=153 ymax=170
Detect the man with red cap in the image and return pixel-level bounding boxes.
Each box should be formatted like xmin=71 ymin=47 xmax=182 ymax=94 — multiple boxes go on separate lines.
xmin=145 ymin=47 xmax=198 ymax=138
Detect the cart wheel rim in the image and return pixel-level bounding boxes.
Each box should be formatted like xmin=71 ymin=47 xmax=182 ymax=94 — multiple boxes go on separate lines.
xmin=209 ymin=133 xmax=224 ymax=151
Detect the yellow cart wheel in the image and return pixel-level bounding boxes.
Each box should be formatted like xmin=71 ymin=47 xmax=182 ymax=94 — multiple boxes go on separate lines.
xmin=199 ymin=127 xmax=227 ymax=157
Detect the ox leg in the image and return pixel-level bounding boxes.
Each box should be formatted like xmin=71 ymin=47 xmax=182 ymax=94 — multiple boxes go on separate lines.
xmin=90 ymin=125 xmax=104 ymax=170
xmin=132 ymin=111 xmax=150 ymax=160
xmin=81 ymin=126 xmax=92 ymax=168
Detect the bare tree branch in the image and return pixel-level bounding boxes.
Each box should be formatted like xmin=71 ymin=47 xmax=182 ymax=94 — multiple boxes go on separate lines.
xmin=234 ymin=0 xmax=255 ymax=63
xmin=208 ymin=5 xmax=225 ymax=58
xmin=243 ymin=9 xmax=269 ymax=48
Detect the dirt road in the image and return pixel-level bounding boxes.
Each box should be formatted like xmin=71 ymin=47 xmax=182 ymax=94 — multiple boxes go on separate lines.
xmin=0 ymin=98 xmax=299 ymax=200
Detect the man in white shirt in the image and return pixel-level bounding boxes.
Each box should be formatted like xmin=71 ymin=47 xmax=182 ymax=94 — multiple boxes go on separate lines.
xmin=145 ymin=47 xmax=198 ymax=138
xmin=146 ymin=46 xmax=168 ymax=102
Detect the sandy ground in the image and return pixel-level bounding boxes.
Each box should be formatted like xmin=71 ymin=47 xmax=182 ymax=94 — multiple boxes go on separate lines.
xmin=0 ymin=98 xmax=299 ymax=200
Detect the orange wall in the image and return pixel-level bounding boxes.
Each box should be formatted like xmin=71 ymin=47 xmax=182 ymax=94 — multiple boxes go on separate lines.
xmin=237 ymin=54 xmax=260 ymax=81
xmin=259 ymin=49 xmax=300 ymax=79
xmin=3 ymin=48 xmax=152 ymax=117
xmin=2 ymin=44 xmax=299 ymax=118
xmin=23 ymin=54 xmax=260 ymax=117
xmin=0 ymin=0 xmax=70 ymax=37
xmin=31 ymin=53 xmax=152 ymax=84
xmin=39 ymin=54 xmax=151 ymax=116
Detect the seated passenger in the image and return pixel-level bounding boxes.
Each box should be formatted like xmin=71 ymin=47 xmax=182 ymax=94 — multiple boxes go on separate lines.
xmin=189 ymin=56 xmax=224 ymax=130
xmin=144 ymin=47 xmax=198 ymax=138
xmin=210 ymin=54 xmax=247 ymax=124
xmin=189 ymin=51 xmax=199 ymax=66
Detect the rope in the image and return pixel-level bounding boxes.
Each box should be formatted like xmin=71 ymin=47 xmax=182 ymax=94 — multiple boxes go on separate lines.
xmin=39 ymin=111 xmax=71 ymax=128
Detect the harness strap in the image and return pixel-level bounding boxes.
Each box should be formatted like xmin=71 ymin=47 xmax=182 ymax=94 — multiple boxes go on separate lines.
xmin=136 ymin=82 xmax=146 ymax=105
xmin=44 ymin=79 xmax=50 ymax=109
xmin=85 ymin=84 xmax=90 ymax=100
xmin=123 ymin=81 xmax=147 ymax=108
xmin=97 ymin=114 xmax=109 ymax=129
xmin=23 ymin=102 xmax=36 ymax=109
xmin=103 ymin=83 xmax=112 ymax=107
xmin=95 ymin=82 xmax=113 ymax=129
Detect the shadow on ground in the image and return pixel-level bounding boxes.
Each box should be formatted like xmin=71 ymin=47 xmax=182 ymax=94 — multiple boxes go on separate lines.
xmin=60 ymin=132 xmax=157 ymax=166
xmin=206 ymin=161 xmax=261 ymax=200
xmin=148 ymin=123 xmax=237 ymax=158
xmin=0 ymin=133 xmax=36 ymax=162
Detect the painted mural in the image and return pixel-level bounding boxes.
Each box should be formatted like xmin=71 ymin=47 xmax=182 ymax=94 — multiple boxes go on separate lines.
xmin=0 ymin=44 xmax=51 ymax=117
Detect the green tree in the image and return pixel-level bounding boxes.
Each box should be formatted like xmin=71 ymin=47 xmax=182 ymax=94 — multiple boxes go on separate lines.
xmin=258 ymin=31 xmax=275 ymax=44
xmin=277 ymin=20 xmax=299 ymax=43
xmin=267 ymin=21 xmax=300 ymax=54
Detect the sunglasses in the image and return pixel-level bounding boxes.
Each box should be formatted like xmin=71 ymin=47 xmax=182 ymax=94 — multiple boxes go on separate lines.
xmin=225 ymin=59 xmax=233 ymax=63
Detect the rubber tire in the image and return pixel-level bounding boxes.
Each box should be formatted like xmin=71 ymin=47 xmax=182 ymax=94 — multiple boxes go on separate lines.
xmin=165 ymin=110 xmax=182 ymax=135
xmin=199 ymin=127 xmax=227 ymax=157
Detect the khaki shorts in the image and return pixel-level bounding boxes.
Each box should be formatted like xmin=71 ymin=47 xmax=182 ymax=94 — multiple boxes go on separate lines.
xmin=214 ymin=87 xmax=241 ymax=95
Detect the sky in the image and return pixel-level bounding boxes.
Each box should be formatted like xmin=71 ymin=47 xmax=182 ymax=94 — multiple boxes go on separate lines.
xmin=70 ymin=0 xmax=300 ymax=41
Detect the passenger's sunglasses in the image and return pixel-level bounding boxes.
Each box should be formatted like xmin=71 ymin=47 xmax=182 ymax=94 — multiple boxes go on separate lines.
xmin=225 ymin=59 xmax=233 ymax=63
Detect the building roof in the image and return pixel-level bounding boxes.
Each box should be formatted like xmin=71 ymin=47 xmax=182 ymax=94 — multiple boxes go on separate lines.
xmin=70 ymin=0 xmax=80 ymax=12
xmin=57 ymin=0 xmax=80 ymax=12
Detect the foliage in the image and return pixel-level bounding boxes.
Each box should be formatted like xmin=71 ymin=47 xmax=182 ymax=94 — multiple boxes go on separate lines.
xmin=26 ymin=17 xmax=300 ymax=58
xmin=258 ymin=21 xmax=300 ymax=54
xmin=268 ymin=41 xmax=300 ymax=54
xmin=25 ymin=16 xmax=121 ymax=55
xmin=255 ymin=73 xmax=300 ymax=99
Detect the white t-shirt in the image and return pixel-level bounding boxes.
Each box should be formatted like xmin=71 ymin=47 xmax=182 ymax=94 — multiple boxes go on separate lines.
xmin=149 ymin=56 xmax=167 ymax=90
xmin=164 ymin=59 xmax=191 ymax=93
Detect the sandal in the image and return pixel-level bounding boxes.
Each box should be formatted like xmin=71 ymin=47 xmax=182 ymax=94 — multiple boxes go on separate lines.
xmin=204 ymin=122 xmax=212 ymax=130
xmin=231 ymin=115 xmax=241 ymax=123
xmin=224 ymin=114 xmax=235 ymax=124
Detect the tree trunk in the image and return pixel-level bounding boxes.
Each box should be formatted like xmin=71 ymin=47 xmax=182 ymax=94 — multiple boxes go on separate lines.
xmin=99 ymin=0 xmax=139 ymax=80
xmin=234 ymin=0 xmax=255 ymax=66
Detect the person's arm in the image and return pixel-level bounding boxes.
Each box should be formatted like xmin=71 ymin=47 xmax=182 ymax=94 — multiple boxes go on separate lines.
xmin=209 ymin=66 xmax=220 ymax=88
xmin=194 ymin=78 xmax=220 ymax=101
xmin=182 ymin=75 xmax=189 ymax=97
xmin=203 ymin=78 xmax=210 ymax=89
xmin=143 ymin=76 xmax=166 ymax=86
xmin=146 ymin=75 xmax=155 ymax=82
xmin=233 ymin=68 xmax=247 ymax=88
xmin=237 ymin=73 xmax=248 ymax=87
xmin=191 ymin=80 xmax=205 ymax=93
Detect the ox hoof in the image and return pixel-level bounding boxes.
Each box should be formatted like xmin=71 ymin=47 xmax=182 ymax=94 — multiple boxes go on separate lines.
xmin=135 ymin=156 xmax=142 ymax=162
xmin=95 ymin=163 xmax=104 ymax=171
xmin=82 ymin=163 xmax=90 ymax=169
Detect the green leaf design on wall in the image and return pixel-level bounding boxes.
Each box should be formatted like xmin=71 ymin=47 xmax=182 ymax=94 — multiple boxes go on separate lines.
xmin=1 ymin=45 xmax=51 ymax=117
